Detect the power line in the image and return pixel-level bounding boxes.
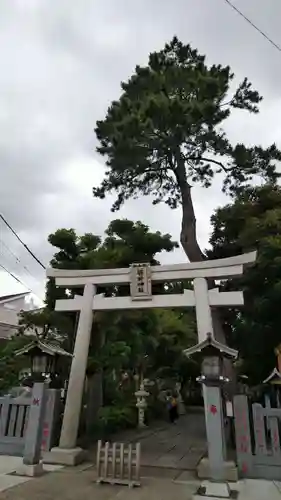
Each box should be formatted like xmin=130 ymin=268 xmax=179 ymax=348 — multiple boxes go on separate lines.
xmin=222 ymin=0 xmax=281 ymax=53
xmin=0 ymin=230 xmax=45 ymax=302
xmin=0 ymin=259 xmax=45 ymax=303
xmin=0 ymin=262 xmax=31 ymax=291
xmin=0 ymin=263 xmax=45 ymax=304
xmin=0 ymin=237 xmax=44 ymax=287
xmin=0 ymin=214 xmax=46 ymax=270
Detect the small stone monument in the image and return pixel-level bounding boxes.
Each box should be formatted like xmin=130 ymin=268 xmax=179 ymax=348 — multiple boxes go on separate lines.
xmin=175 ymin=382 xmax=186 ymax=415
xmin=135 ymin=382 xmax=149 ymax=428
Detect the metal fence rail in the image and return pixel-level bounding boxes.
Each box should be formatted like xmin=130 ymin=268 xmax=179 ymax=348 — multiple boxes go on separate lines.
xmin=234 ymin=394 xmax=281 ymax=480
xmin=96 ymin=440 xmax=141 ymax=487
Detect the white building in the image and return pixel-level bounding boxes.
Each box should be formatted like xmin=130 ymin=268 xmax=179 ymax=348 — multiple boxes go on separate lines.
xmin=0 ymin=292 xmax=33 ymax=340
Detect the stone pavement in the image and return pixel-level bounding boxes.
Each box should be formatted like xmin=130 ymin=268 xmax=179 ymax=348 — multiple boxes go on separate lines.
xmin=87 ymin=411 xmax=207 ymax=480
xmin=1 ymin=411 xmax=280 ymax=498
xmin=0 ymin=456 xmax=63 ymax=494
xmin=0 ymin=463 xmax=281 ymax=500
xmin=0 ymin=465 xmax=200 ymax=500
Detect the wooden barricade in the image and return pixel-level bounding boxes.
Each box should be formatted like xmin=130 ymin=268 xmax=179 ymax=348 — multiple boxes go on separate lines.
xmin=96 ymin=440 xmax=141 ymax=487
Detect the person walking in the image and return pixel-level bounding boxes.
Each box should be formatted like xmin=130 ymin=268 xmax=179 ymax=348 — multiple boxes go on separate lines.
xmin=167 ymin=392 xmax=179 ymax=424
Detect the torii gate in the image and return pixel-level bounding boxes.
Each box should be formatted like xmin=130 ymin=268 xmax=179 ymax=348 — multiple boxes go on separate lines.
xmin=44 ymin=251 xmax=256 ymax=465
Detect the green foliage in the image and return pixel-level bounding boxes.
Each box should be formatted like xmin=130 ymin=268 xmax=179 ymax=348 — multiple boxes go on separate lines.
xmin=94 ymin=36 xmax=280 ymax=214
xmin=208 ymin=184 xmax=281 ymax=384
xmin=48 ymin=219 xmax=177 ymax=271
xmin=97 ymin=405 xmax=137 ymax=435
xmin=19 ymin=218 xmax=197 ymax=431
xmin=44 ymin=218 xmax=185 ymax=380
xmin=0 ymin=335 xmax=31 ymax=394
xmin=18 ymin=309 xmax=72 ymax=343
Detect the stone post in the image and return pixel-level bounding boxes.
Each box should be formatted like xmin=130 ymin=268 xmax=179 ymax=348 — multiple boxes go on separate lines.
xmin=203 ymin=385 xmax=225 ymax=481
xmin=16 ymin=382 xmax=47 ymax=476
xmin=193 ymin=277 xmax=213 ymax=343
xmin=193 ymin=277 xmax=226 ymax=461
xmin=44 ymin=283 xmax=95 ymax=465
xmin=193 ymin=277 xmax=238 ymax=497
xmin=41 ymin=389 xmax=62 ymax=452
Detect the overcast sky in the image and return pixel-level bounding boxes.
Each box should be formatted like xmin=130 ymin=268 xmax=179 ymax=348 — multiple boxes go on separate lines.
xmin=0 ymin=0 xmax=280 ymax=303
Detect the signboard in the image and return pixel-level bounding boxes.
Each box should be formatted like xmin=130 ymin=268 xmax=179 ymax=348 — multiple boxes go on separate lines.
xmin=130 ymin=263 xmax=152 ymax=301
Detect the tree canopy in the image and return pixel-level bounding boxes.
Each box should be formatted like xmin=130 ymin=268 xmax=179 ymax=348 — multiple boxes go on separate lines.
xmin=45 ymin=218 xmax=195 ymax=379
xmin=208 ymin=184 xmax=281 ymax=384
xmin=17 ymin=219 xmax=197 ymax=411
xmin=93 ymin=37 xmax=281 ymax=263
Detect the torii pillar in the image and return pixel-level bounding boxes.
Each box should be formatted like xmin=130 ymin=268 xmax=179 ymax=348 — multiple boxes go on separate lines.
xmin=44 ymin=283 xmax=95 ymax=465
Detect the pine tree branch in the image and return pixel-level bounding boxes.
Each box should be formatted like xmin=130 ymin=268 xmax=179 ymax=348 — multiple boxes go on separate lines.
xmin=186 ymin=156 xmax=230 ymax=173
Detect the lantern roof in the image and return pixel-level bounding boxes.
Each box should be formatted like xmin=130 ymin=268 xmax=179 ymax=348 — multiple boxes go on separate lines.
xmin=263 ymin=368 xmax=281 ymax=385
xmin=15 ymin=339 xmax=72 ymax=358
xmin=183 ymin=332 xmax=238 ymax=360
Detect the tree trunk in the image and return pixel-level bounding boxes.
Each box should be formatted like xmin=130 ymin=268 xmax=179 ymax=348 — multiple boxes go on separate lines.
xmin=180 ymin=183 xmax=205 ymax=262
xmin=85 ymin=329 xmax=105 ymax=435
xmin=85 ymin=370 xmax=103 ymax=435
xmin=179 ymin=180 xmax=235 ymax=391
xmin=179 ymin=182 xmax=226 ymax=340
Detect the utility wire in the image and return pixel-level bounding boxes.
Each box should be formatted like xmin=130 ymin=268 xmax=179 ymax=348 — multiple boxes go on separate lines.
xmin=0 ymin=262 xmax=31 ymax=291
xmin=0 ymin=237 xmax=44 ymax=287
xmin=0 ymin=213 xmax=46 ymax=270
xmin=222 ymin=0 xmax=281 ymax=53
xmin=0 ymin=230 xmax=45 ymax=302
xmin=0 ymin=258 xmax=45 ymax=303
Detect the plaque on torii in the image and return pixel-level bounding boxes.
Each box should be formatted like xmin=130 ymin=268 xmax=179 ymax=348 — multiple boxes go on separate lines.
xmin=130 ymin=263 xmax=152 ymax=300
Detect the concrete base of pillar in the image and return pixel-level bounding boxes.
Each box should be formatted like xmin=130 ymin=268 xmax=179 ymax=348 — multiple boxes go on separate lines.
xmin=193 ymin=480 xmax=239 ymax=499
xmin=15 ymin=462 xmax=44 ymax=477
xmin=197 ymin=458 xmax=238 ymax=482
xmin=43 ymin=447 xmax=86 ymax=466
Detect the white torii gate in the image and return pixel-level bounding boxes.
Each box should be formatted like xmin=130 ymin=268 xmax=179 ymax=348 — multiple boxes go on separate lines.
xmin=44 ymin=251 xmax=256 ymax=465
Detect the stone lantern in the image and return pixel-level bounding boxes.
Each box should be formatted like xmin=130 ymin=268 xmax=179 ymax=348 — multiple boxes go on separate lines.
xmin=263 ymin=343 xmax=281 ymax=409
xmin=15 ymin=339 xmax=72 ymax=389
xmin=135 ymin=381 xmax=149 ymax=429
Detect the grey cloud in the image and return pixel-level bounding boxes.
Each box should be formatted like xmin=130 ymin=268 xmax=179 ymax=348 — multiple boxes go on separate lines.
xmin=0 ymin=0 xmax=280 ymax=298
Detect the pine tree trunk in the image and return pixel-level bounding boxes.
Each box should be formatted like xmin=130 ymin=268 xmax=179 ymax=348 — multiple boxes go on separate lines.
xmin=85 ymin=329 xmax=105 ymax=435
xmin=180 ymin=183 xmax=205 ymax=262
xmin=179 ymin=182 xmax=226 ymax=342
xmin=85 ymin=370 xmax=103 ymax=435
xmin=179 ymin=181 xmax=235 ymax=392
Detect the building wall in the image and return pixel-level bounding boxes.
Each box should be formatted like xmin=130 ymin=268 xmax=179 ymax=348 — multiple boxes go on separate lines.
xmin=0 ymin=296 xmax=30 ymax=339
xmin=0 ymin=323 xmax=18 ymax=340
xmin=0 ymin=295 xmax=27 ymax=313
xmin=0 ymin=308 xmax=19 ymax=327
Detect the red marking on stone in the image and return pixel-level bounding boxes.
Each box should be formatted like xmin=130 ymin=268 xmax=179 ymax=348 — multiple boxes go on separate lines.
xmin=241 ymin=462 xmax=248 ymax=474
xmin=33 ymin=398 xmax=40 ymax=406
xmin=210 ymin=405 xmax=217 ymax=415
xmin=43 ymin=429 xmax=49 ymax=437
